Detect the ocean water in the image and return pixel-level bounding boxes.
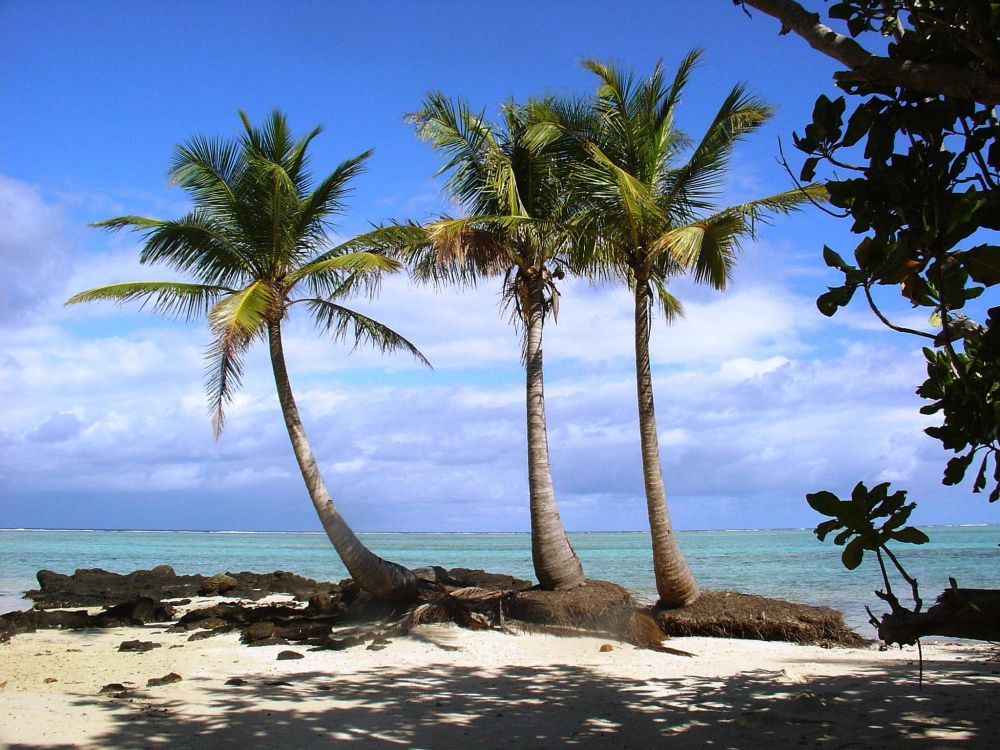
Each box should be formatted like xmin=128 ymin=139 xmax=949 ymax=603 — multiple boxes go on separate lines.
xmin=1 ymin=526 xmax=996 ymax=633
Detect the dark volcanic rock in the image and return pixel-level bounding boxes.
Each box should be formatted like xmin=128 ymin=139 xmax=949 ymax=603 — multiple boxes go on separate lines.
xmin=26 ymin=567 xmax=342 ymax=609
xmin=446 ymin=568 xmax=532 ymax=591
xmin=412 ymin=566 xmax=459 ymax=586
xmin=199 ymin=574 xmax=239 ymax=595
xmin=146 ymin=672 xmax=182 ymax=687
xmin=1 ymin=596 xmax=173 ymax=640
xmin=96 ymin=597 xmax=174 ymax=626
xmin=276 ymin=650 xmax=304 ymax=660
xmin=29 ymin=567 xmax=205 ymax=608
xmin=100 ymin=683 xmax=131 ymax=697
xmin=118 ymin=640 xmax=161 ymax=653
xmin=241 ymin=621 xmax=287 ymax=646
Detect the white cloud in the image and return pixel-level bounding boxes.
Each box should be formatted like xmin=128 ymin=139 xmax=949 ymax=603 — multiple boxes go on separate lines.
xmin=0 ymin=174 xmax=977 ymax=531
xmin=0 ymin=175 xmax=74 ymax=323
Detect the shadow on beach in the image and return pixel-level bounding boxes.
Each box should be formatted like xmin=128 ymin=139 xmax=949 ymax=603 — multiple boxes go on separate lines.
xmin=8 ymin=642 xmax=998 ymax=749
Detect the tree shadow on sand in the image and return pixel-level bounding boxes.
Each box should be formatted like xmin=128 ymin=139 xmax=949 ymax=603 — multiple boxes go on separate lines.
xmin=12 ymin=642 xmax=999 ymax=749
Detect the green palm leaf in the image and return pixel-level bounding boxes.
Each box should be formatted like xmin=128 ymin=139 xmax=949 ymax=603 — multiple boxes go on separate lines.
xmin=205 ymin=281 xmax=275 ymax=437
xmin=66 ymin=281 xmax=231 ymax=321
xmin=285 ymin=251 xmax=402 ymax=291
xmin=302 ymin=298 xmax=431 ymax=368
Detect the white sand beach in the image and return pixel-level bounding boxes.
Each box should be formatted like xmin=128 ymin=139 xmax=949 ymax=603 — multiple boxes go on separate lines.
xmin=1 ymin=616 xmax=997 ymax=749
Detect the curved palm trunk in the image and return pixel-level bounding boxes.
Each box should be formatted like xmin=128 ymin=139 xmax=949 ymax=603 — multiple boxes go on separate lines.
xmin=633 ymin=284 xmax=700 ymax=608
xmin=267 ymin=321 xmax=419 ymax=603
xmin=525 ymin=276 xmax=586 ymax=590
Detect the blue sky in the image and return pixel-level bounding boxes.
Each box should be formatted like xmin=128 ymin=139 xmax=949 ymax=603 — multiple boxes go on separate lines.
xmin=0 ymin=0 xmax=988 ymax=532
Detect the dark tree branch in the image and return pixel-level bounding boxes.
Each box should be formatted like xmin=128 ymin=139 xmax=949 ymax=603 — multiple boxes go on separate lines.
xmin=737 ymin=0 xmax=1000 ymax=104
xmin=862 ymin=283 xmax=936 ymax=340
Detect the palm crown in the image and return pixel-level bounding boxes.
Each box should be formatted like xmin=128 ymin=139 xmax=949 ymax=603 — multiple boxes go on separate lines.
xmin=576 ymin=52 xmax=825 ymax=311
xmin=402 ymin=94 xmax=583 ymax=330
xmin=69 ymin=110 xmax=427 ymax=435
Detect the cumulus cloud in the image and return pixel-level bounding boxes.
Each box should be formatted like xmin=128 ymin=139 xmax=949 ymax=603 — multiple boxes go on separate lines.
xmin=0 ymin=177 xmax=976 ymax=531
xmin=0 ymin=175 xmax=74 ymax=323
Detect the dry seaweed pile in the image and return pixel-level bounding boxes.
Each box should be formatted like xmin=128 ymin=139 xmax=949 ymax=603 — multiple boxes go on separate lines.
xmin=654 ymin=590 xmax=868 ymax=647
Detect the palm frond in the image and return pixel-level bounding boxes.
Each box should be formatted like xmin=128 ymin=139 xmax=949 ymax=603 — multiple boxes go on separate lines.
xmin=648 ymin=213 xmax=744 ymax=289
xmin=660 ymin=83 xmax=773 ymax=215
xmin=206 ymin=282 xmax=275 ymax=436
xmin=295 ymin=149 xmax=373 ymax=241
xmin=581 ymin=142 xmax=665 ymax=243
xmin=408 ymin=93 xmax=492 ymax=212
xmin=303 ymin=298 xmax=431 ymax=368
xmin=285 ymin=251 xmax=402 ymax=292
xmin=97 ymin=212 xmax=256 ymax=286
xmin=725 ymin=184 xmax=829 ymax=232
xmin=66 ymin=281 xmax=231 ymax=321
xmin=168 ymin=136 xmax=244 ymax=218
xmin=651 ymin=278 xmax=685 ymax=323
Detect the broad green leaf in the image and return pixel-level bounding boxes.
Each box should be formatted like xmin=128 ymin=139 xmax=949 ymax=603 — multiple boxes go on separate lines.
xmin=806 ymin=490 xmax=841 ymax=517
xmin=817 ymin=285 xmax=856 ymax=316
xmin=891 ymin=527 xmax=930 ymax=545
xmin=841 ymin=537 xmax=865 ymax=570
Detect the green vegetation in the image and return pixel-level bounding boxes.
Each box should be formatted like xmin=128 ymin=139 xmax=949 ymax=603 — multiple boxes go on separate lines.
xmin=68 ymin=111 xmax=427 ymax=602
xmin=740 ymin=0 xmax=999 ymax=628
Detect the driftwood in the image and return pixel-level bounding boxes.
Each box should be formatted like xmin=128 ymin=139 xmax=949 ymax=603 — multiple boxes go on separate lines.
xmin=877 ymin=588 xmax=1000 ymax=646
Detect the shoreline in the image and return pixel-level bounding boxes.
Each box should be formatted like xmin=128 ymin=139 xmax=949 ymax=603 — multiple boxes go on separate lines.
xmin=1 ymin=619 xmax=997 ymax=748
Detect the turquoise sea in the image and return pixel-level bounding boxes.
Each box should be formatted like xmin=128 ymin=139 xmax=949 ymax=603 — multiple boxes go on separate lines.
xmin=1 ymin=526 xmax=997 ymax=633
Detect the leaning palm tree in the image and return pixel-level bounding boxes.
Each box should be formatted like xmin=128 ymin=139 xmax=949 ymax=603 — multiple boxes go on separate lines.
xmin=399 ymin=94 xmax=586 ymax=590
xmin=68 ymin=110 xmax=427 ymax=602
xmin=571 ymin=54 xmax=825 ymax=607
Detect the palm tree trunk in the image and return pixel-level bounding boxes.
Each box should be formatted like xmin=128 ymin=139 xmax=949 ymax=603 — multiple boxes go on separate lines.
xmin=633 ymin=283 xmax=699 ymax=608
xmin=525 ymin=276 xmax=586 ymax=590
xmin=267 ymin=320 xmax=418 ymax=603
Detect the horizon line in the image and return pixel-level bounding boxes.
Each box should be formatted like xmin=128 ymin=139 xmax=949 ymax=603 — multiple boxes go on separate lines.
xmin=2 ymin=523 xmax=994 ymax=534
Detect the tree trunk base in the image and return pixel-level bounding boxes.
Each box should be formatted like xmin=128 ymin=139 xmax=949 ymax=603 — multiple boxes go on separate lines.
xmin=877 ymin=588 xmax=1000 ymax=646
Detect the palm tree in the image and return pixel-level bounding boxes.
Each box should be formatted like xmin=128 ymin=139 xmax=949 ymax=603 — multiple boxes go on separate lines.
xmin=571 ymin=54 xmax=825 ymax=607
xmin=400 ymin=94 xmax=586 ymax=590
xmin=67 ymin=110 xmax=427 ymax=603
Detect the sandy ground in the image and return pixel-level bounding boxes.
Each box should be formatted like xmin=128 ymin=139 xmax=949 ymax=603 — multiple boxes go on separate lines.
xmin=1 ymin=617 xmax=997 ymax=749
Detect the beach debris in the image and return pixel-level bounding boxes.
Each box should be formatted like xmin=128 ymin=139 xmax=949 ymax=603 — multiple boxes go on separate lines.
xmin=99 ymin=682 xmax=132 ymax=697
xmin=43 ymin=677 xmax=58 ymax=683
xmin=118 ymin=640 xmax=162 ymax=653
xmin=225 ymin=677 xmax=248 ymax=686
xmin=146 ymin=672 xmax=182 ymax=687
xmin=276 ymin=650 xmax=304 ymax=660
xmin=600 ymin=644 xmax=614 ymax=652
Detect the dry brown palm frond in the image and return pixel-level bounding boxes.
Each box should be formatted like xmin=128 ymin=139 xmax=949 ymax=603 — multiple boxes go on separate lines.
xmin=394 ymin=587 xmax=516 ymax=634
xmin=627 ymin=611 xmax=696 ymax=656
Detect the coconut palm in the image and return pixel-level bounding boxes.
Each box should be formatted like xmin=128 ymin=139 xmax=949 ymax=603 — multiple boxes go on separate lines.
xmin=400 ymin=94 xmax=586 ymax=590
xmin=571 ymin=54 xmax=825 ymax=607
xmin=68 ymin=110 xmax=427 ymax=602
